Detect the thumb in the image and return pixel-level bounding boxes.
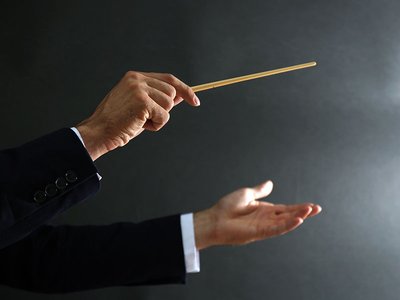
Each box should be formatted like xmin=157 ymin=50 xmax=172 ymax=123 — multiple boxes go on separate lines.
xmin=252 ymin=180 xmax=274 ymax=200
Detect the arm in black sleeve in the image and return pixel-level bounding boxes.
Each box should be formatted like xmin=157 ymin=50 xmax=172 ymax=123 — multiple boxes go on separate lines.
xmin=0 ymin=215 xmax=186 ymax=293
xmin=0 ymin=128 xmax=100 ymax=249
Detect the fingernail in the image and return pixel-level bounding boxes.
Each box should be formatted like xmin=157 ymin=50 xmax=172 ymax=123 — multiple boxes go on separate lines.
xmin=264 ymin=181 xmax=273 ymax=190
xmin=194 ymin=95 xmax=200 ymax=106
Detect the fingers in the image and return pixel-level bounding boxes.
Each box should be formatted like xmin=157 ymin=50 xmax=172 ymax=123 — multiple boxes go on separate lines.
xmin=259 ymin=217 xmax=304 ymax=239
xmin=143 ymin=102 xmax=170 ymax=131
xmin=146 ymin=78 xmax=177 ymax=101
xmin=309 ymin=204 xmax=322 ymax=217
xmin=272 ymin=203 xmax=321 ymax=219
xmin=251 ymin=180 xmax=274 ymax=200
xmin=275 ymin=217 xmax=304 ymax=235
xmin=173 ymin=96 xmax=184 ymax=106
xmin=274 ymin=206 xmax=312 ymax=220
xmin=147 ymin=87 xmax=175 ymax=112
xmin=137 ymin=73 xmax=199 ymax=132
xmin=272 ymin=203 xmax=311 ymax=215
xmin=141 ymin=72 xmax=200 ymax=107
xmin=127 ymin=73 xmax=180 ymax=131
xmin=89 ymin=70 xmax=197 ymax=154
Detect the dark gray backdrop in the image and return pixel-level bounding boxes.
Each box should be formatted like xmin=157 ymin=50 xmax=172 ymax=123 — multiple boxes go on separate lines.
xmin=1 ymin=0 xmax=400 ymax=299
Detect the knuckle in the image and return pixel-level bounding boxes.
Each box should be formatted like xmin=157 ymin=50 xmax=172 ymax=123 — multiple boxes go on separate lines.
xmin=137 ymin=81 xmax=148 ymax=91
xmin=127 ymin=81 xmax=140 ymax=90
xmin=162 ymin=111 xmax=170 ymax=125
xmin=166 ymin=85 xmax=177 ymax=98
xmin=130 ymin=91 xmax=151 ymax=110
xmin=154 ymin=112 xmax=170 ymax=131
xmin=163 ymin=73 xmax=178 ymax=84
xmin=135 ymin=90 xmax=148 ymax=101
xmin=165 ymin=99 xmax=174 ymax=111
xmin=163 ymin=111 xmax=170 ymax=124
xmin=127 ymin=81 xmax=146 ymax=93
xmin=125 ymin=70 xmax=140 ymax=79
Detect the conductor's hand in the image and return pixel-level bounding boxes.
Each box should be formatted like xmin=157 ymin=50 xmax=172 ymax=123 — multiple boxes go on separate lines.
xmin=194 ymin=180 xmax=321 ymax=250
xmin=77 ymin=71 xmax=200 ymax=160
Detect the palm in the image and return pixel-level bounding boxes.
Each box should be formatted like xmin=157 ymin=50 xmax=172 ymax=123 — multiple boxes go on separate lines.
xmin=212 ymin=181 xmax=321 ymax=245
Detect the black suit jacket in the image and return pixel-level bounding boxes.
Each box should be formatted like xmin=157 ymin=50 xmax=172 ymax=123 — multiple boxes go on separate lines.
xmin=0 ymin=129 xmax=186 ymax=293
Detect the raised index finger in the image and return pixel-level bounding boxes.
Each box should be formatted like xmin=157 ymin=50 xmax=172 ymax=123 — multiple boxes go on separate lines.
xmin=141 ymin=72 xmax=200 ymax=107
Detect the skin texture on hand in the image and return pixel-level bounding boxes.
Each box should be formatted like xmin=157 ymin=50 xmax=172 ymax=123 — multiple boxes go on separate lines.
xmin=194 ymin=180 xmax=322 ymax=250
xmin=77 ymin=71 xmax=200 ymax=161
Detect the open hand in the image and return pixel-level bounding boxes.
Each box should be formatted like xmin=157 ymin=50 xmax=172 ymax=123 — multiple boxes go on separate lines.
xmin=194 ymin=180 xmax=321 ymax=250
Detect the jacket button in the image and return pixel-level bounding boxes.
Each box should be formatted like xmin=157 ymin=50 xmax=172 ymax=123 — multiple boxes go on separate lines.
xmin=45 ymin=184 xmax=58 ymax=197
xmin=55 ymin=177 xmax=68 ymax=190
xmin=33 ymin=191 xmax=47 ymax=204
xmin=65 ymin=170 xmax=78 ymax=183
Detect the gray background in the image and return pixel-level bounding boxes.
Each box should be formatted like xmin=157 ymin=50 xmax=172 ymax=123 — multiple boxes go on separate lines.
xmin=1 ymin=0 xmax=400 ymax=299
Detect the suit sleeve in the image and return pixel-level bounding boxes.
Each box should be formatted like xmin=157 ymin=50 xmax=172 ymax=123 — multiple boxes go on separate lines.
xmin=0 ymin=215 xmax=186 ymax=293
xmin=0 ymin=128 xmax=100 ymax=249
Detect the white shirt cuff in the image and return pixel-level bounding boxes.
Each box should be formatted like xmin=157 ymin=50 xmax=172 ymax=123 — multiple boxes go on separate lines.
xmin=70 ymin=127 xmax=85 ymax=146
xmin=70 ymin=127 xmax=102 ymax=180
xmin=180 ymin=213 xmax=200 ymax=273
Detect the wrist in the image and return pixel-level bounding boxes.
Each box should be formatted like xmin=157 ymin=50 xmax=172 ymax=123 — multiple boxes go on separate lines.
xmin=193 ymin=208 xmax=218 ymax=250
xmin=76 ymin=120 xmax=109 ymax=161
